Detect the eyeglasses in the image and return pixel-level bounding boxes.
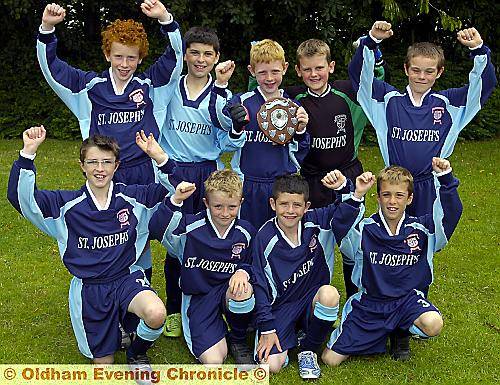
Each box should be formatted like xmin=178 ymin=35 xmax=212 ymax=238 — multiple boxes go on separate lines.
xmin=83 ymin=159 xmax=116 ymax=168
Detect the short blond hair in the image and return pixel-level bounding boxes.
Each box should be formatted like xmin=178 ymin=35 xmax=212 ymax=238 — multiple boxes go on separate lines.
xmin=204 ymin=170 xmax=243 ymax=199
xmin=250 ymin=39 xmax=286 ymax=69
xmin=377 ymin=166 xmax=414 ymax=196
xmin=296 ymin=39 xmax=331 ymax=66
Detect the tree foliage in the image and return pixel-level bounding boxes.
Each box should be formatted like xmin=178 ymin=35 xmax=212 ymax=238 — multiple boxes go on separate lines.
xmin=0 ymin=0 xmax=497 ymax=140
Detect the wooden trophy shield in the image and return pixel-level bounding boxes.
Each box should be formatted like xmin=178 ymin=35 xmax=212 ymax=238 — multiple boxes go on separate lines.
xmin=257 ymin=97 xmax=300 ymax=145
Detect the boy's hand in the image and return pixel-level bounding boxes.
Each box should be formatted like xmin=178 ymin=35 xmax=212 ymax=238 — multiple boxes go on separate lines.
xmin=22 ymin=125 xmax=47 ymax=155
xmin=321 ymin=170 xmax=347 ymax=190
xmin=215 ymin=60 xmax=236 ymax=86
xmin=354 ymin=171 xmax=375 ymax=199
xmin=135 ymin=130 xmax=167 ymax=164
xmin=432 ymin=157 xmax=451 ymax=174
xmin=457 ymin=28 xmax=483 ymax=49
xmin=42 ymin=3 xmax=66 ymax=31
xmin=257 ymin=333 xmax=282 ymax=363
xmin=370 ymin=21 xmax=393 ymax=41
xmin=229 ymin=104 xmax=249 ymax=133
xmin=296 ymin=106 xmax=309 ymax=132
xmin=172 ymin=181 xmax=196 ymax=204
xmin=141 ymin=0 xmax=170 ymax=23
xmin=229 ymin=270 xmax=249 ymax=297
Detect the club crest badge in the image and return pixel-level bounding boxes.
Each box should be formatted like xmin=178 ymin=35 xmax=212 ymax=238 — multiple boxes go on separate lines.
xmin=257 ymin=97 xmax=300 ymax=145
xmin=334 ymin=114 xmax=347 ymax=134
xmin=231 ymin=242 xmax=246 ymax=259
xmin=129 ymin=89 xmax=146 ymax=108
xmin=432 ymin=107 xmax=444 ymax=124
xmin=117 ymin=208 xmax=130 ymax=228
xmin=405 ymin=233 xmax=421 ymax=252
xmin=308 ymin=235 xmax=318 ymax=253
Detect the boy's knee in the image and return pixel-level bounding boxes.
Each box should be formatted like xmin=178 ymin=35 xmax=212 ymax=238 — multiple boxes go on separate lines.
xmin=317 ymin=285 xmax=340 ymax=307
xmin=200 ymin=352 xmax=226 ymax=365
xmin=267 ymin=355 xmax=287 ymax=373
xmin=143 ymin=303 xmax=167 ymax=329
xmin=418 ymin=312 xmax=443 ymax=337
xmin=321 ymin=348 xmax=347 ymax=367
xmin=93 ymin=354 xmax=114 ymax=364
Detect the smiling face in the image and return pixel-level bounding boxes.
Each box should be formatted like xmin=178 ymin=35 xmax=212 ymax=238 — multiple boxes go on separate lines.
xmin=377 ymin=181 xmax=413 ymax=226
xmin=295 ymin=54 xmax=335 ymax=95
xmin=185 ymin=42 xmax=220 ymax=80
xmin=80 ymin=146 xmax=119 ymax=193
xmin=204 ymin=190 xmax=242 ymax=235
xmin=270 ymin=192 xmax=310 ymax=233
xmin=106 ymin=42 xmax=141 ymax=89
xmin=249 ymin=60 xmax=288 ymax=99
xmin=404 ymin=55 xmax=443 ymax=98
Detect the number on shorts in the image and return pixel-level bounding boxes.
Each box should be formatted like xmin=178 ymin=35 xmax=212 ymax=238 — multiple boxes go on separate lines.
xmin=417 ymin=298 xmax=430 ymax=308
xmin=136 ymin=278 xmax=149 ymax=287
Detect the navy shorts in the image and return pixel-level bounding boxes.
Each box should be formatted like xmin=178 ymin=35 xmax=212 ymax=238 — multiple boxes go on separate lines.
xmin=182 ymin=283 xmax=229 ymax=358
xmin=172 ymin=160 xmax=218 ymax=215
xmin=407 ymin=174 xmax=436 ymax=217
xmin=255 ymin=286 xmax=318 ymax=358
xmin=303 ymin=158 xmax=363 ymax=209
xmin=68 ymin=268 xmax=155 ymax=359
xmin=240 ymin=177 xmax=275 ymax=230
xmin=327 ymin=289 xmax=440 ymax=356
xmin=113 ymin=158 xmax=156 ymax=185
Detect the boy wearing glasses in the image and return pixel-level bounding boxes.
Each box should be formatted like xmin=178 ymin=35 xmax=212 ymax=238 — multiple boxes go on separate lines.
xmin=8 ymin=126 xmax=176 ymax=380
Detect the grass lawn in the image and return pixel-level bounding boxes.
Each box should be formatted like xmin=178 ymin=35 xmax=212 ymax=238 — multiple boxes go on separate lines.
xmin=0 ymin=138 xmax=498 ymax=384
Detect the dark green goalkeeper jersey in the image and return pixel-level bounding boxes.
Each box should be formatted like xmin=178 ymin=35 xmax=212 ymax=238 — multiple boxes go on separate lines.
xmin=286 ymin=80 xmax=367 ymax=176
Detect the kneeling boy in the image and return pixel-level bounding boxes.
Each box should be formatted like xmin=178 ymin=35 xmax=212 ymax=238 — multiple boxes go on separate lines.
xmin=8 ymin=127 xmax=176 ymax=378
xmin=322 ymin=158 xmax=462 ymax=365
xmin=149 ymin=170 xmax=256 ymax=364
xmin=252 ymin=173 xmax=364 ymax=379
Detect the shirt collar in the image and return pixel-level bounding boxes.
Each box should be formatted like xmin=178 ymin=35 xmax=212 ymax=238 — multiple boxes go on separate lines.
xmin=378 ymin=208 xmax=405 ymax=236
xmin=184 ymin=74 xmax=213 ymax=101
xmin=206 ymin=209 xmax=235 ymax=239
xmin=406 ymin=85 xmax=431 ymax=107
xmin=86 ymin=181 xmax=114 ymax=211
xmin=307 ymin=83 xmax=331 ymax=98
xmin=109 ymin=68 xmax=133 ymax=96
xmin=274 ymin=217 xmax=302 ymax=248
xmin=256 ymin=86 xmax=284 ymax=101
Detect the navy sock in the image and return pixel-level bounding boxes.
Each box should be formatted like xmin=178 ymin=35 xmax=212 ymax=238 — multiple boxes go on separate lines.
xmin=300 ymin=302 xmax=338 ymax=353
xmin=127 ymin=320 xmax=163 ymax=358
xmin=225 ymin=297 xmax=255 ymax=343
xmin=164 ymin=255 xmax=182 ymax=314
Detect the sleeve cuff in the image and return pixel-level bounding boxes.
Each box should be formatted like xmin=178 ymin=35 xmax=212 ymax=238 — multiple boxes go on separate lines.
xmin=334 ymin=179 xmax=347 ymax=191
xmin=158 ymin=12 xmax=173 ymax=25
xmin=229 ymin=129 xmax=244 ymax=139
xmin=350 ymin=194 xmax=365 ymax=202
xmin=20 ymin=150 xmax=36 ymax=160
xmin=433 ymin=167 xmax=452 ymax=177
xmin=156 ymin=155 xmax=169 ymax=167
xmin=39 ymin=25 xmax=55 ymax=34
xmin=469 ymin=42 xmax=483 ymax=50
xmin=214 ymin=81 xmax=228 ymax=88
xmin=258 ymin=320 xmax=276 ymax=333
xmin=212 ymin=84 xmax=228 ymax=97
xmin=368 ymin=31 xmax=383 ymax=44
xmin=158 ymin=158 xmax=176 ymax=175
xmin=169 ymin=195 xmax=183 ymax=207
